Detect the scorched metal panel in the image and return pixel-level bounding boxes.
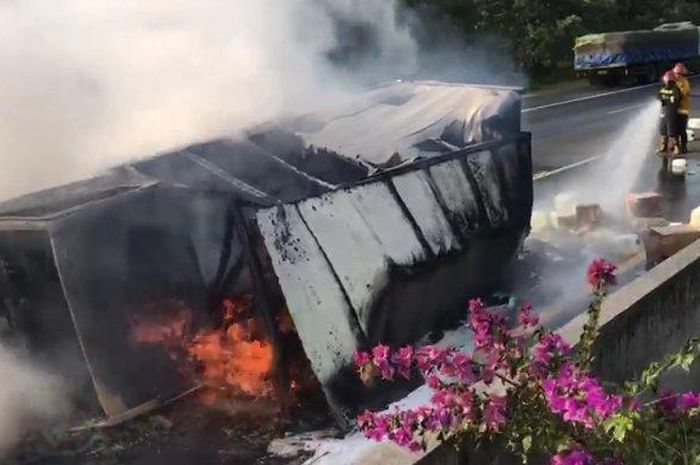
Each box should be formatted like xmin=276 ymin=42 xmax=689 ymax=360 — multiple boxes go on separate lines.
xmin=255 ymin=204 xmax=362 ymax=385
xmin=391 ymin=171 xmax=461 ymax=255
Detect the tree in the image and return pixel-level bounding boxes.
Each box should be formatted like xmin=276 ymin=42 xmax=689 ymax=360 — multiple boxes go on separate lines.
xmin=396 ymin=0 xmax=700 ymax=77
xmin=398 ymin=0 xmax=584 ymax=74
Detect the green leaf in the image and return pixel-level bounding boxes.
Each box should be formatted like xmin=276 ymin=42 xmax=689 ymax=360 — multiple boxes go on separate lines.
xmin=556 ymin=439 xmax=572 ymax=453
xmin=680 ymin=353 xmax=695 ymax=371
xmin=603 ymin=414 xmax=634 ymax=443
xmin=522 ymin=435 xmax=532 ymax=454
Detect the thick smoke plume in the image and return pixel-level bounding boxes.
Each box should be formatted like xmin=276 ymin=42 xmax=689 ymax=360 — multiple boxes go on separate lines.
xmin=0 ymin=0 xmax=418 ymax=200
xmin=0 ymin=343 xmax=69 ymax=458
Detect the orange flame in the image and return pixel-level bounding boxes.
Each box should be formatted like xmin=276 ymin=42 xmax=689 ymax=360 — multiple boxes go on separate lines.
xmin=188 ymin=322 xmax=274 ymax=397
xmin=131 ymin=297 xmax=275 ymax=400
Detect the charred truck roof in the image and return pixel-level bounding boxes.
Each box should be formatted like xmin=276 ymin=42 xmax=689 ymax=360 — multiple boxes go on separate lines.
xmin=0 ymin=81 xmax=531 ymax=425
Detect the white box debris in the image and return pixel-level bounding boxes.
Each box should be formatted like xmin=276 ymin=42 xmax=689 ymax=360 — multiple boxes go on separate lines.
xmin=554 ymin=193 xmax=578 ymax=217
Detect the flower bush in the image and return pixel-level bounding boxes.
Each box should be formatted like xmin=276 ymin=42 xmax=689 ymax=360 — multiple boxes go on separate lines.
xmin=354 ymin=259 xmax=700 ymax=464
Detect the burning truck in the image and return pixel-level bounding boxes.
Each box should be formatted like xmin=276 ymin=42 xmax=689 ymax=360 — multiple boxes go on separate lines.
xmin=0 ymin=81 xmax=532 ymax=426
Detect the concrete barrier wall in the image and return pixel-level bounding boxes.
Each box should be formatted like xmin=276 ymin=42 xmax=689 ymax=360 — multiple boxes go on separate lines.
xmin=560 ymin=236 xmax=700 ymax=391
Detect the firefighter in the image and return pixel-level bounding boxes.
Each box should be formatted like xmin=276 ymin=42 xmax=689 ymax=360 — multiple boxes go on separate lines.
xmin=658 ymin=70 xmax=682 ymax=158
xmin=674 ymin=62 xmax=691 ymax=154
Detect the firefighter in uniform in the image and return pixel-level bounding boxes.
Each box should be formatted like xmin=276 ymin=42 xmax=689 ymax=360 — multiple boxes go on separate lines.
xmin=674 ymin=62 xmax=691 ymax=154
xmin=658 ymin=70 xmax=682 ymax=161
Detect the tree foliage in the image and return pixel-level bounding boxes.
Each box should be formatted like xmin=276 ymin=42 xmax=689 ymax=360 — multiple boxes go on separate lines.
xmin=398 ymin=0 xmax=700 ymax=75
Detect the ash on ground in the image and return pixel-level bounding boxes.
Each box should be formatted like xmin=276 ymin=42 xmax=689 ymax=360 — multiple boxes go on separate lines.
xmin=11 ymin=389 xmax=335 ymax=465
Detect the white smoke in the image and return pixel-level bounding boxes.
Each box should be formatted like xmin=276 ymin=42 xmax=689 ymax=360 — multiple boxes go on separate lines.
xmin=0 ymin=0 xmax=417 ymax=200
xmin=0 ymin=343 xmax=69 ymax=458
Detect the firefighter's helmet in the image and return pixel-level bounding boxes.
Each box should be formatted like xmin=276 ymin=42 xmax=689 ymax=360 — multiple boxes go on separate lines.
xmin=663 ymin=70 xmax=677 ymax=84
xmin=673 ymin=63 xmax=689 ymax=76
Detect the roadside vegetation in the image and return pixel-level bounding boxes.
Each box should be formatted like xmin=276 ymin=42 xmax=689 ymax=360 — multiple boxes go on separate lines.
xmin=399 ymin=0 xmax=700 ymax=83
xmin=355 ymin=260 xmax=700 ymax=464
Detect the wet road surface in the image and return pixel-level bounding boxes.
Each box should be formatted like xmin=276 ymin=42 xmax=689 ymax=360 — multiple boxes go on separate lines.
xmin=528 ymin=77 xmax=700 ymax=222
xmin=523 ymin=79 xmax=699 ymax=174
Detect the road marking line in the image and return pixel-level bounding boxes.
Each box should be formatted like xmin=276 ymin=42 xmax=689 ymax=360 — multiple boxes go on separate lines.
xmin=607 ymin=104 xmax=647 ymax=116
xmin=533 ymin=155 xmax=601 ymax=181
xmin=524 ymin=75 xmax=700 ymax=113
xmin=523 ymin=84 xmax=657 ymax=113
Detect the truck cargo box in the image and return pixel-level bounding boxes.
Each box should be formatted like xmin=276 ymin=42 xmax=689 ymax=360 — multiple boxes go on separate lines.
xmin=575 ymin=23 xmax=700 ymax=70
xmin=0 ymin=81 xmax=532 ymax=423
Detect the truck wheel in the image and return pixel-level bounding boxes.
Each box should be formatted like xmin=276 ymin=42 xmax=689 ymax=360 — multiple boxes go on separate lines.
xmin=636 ymin=73 xmax=651 ymax=85
xmin=602 ymin=75 xmax=622 ymax=87
xmin=637 ymin=67 xmax=659 ymax=85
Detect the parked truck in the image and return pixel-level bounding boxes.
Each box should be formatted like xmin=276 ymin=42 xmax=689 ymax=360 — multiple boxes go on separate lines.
xmin=574 ymin=22 xmax=700 ymax=86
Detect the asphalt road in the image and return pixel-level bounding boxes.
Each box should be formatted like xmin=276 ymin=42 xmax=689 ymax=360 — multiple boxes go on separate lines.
xmin=523 ymin=81 xmax=662 ymax=173
xmin=525 ymin=77 xmax=700 ymax=222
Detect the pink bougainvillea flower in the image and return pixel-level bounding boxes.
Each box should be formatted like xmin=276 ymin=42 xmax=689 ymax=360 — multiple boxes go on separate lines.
xmin=679 ymin=392 xmax=700 ymax=411
xmin=431 ymin=388 xmax=456 ymax=409
xmin=469 ymin=298 xmax=486 ymax=314
xmin=393 ymin=345 xmax=414 ymax=380
xmin=354 ymin=351 xmax=371 ymax=367
xmin=518 ymin=302 xmax=539 ymax=328
xmin=532 ymin=333 xmax=572 ymax=376
xmin=413 ymin=406 xmax=433 ymax=424
xmin=375 ymin=362 xmax=395 ymax=381
xmin=451 ymin=352 xmax=478 ymax=383
xmin=392 ymin=425 xmax=414 ymax=447
xmin=483 ymin=395 xmax=507 ymax=431
xmin=468 ymin=299 xmax=495 ymax=347
xmin=415 ymin=346 xmax=449 ymax=373
xmin=370 ymin=344 xmax=396 ymax=380
xmin=657 ymin=391 xmax=700 ymax=417
xmin=428 ymin=406 xmax=454 ymax=431
xmin=658 ymin=390 xmax=679 ymax=416
xmin=431 ymin=386 xmax=475 ymax=419
xmin=355 ymin=266 xmax=631 ymax=457
xmin=427 ymin=374 xmax=442 ymax=390
xmin=363 ymin=413 xmax=391 ymax=441
xmin=544 ymin=364 xmax=621 ymax=429
xmin=587 ymin=258 xmax=617 ymax=289
xmin=454 ymin=390 xmax=477 ymax=420
xmin=357 ymin=410 xmax=375 ymax=430
xmin=372 ymin=344 xmax=391 ymax=363
xmin=551 ymin=448 xmax=595 ymax=465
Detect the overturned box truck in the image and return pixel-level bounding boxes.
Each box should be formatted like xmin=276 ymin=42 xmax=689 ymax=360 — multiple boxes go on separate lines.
xmin=0 ymin=81 xmax=532 ymax=425
xmin=575 ymin=22 xmax=700 ymax=86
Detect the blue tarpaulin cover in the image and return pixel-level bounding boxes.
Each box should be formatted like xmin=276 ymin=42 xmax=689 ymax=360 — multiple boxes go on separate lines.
xmin=574 ymin=24 xmax=700 ymax=70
